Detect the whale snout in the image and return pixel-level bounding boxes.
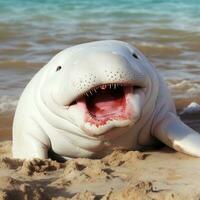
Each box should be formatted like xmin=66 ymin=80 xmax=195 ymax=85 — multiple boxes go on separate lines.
xmin=64 ymin=51 xmax=146 ymax=107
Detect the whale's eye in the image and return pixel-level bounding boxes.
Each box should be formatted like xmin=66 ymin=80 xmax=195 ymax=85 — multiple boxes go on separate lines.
xmin=132 ymin=53 xmax=139 ymax=59
xmin=56 ymin=66 xmax=62 ymax=71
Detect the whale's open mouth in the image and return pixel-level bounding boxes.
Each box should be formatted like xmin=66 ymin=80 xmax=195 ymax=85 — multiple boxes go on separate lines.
xmin=85 ymin=84 xmax=126 ymax=120
xmin=74 ymin=83 xmax=136 ymax=126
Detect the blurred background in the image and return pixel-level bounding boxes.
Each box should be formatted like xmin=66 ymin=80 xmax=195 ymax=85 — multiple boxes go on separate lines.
xmin=0 ymin=0 xmax=200 ymax=139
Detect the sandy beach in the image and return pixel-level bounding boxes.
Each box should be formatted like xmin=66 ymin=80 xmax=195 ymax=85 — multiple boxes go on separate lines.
xmin=0 ymin=111 xmax=200 ymax=200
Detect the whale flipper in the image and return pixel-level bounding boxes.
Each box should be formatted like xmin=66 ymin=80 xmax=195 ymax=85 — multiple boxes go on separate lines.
xmin=13 ymin=118 xmax=50 ymax=159
xmin=153 ymin=112 xmax=200 ymax=157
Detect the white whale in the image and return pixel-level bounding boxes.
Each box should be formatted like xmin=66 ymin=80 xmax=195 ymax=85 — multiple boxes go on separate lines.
xmin=12 ymin=40 xmax=200 ymax=159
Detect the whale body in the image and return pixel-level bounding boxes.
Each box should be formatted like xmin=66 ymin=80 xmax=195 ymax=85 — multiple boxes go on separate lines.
xmin=12 ymin=40 xmax=200 ymax=159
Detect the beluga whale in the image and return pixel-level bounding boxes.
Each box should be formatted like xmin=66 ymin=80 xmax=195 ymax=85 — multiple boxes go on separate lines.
xmin=12 ymin=40 xmax=200 ymax=159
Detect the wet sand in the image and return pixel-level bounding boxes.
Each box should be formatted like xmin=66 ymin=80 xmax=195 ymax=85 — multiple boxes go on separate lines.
xmin=0 ymin=112 xmax=200 ymax=199
xmin=0 ymin=112 xmax=13 ymax=141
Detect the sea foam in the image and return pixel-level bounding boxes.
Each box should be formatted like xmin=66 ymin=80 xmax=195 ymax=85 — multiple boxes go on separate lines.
xmin=0 ymin=95 xmax=18 ymax=113
xmin=181 ymin=102 xmax=200 ymax=115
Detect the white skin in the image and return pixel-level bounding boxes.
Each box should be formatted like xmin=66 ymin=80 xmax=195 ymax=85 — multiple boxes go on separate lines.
xmin=12 ymin=40 xmax=200 ymax=159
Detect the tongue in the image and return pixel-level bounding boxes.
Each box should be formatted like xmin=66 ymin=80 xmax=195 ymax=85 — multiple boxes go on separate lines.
xmin=87 ymin=88 xmax=125 ymax=119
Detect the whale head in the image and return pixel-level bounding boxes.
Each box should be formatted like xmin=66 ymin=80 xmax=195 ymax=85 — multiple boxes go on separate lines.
xmin=39 ymin=40 xmax=158 ymax=157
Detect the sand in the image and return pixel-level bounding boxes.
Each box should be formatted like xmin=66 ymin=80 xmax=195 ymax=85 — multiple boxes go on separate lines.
xmin=0 ymin=112 xmax=200 ymax=200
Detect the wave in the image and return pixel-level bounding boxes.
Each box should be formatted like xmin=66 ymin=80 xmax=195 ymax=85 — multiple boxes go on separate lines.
xmin=180 ymin=102 xmax=200 ymax=114
xmin=0 ymin=95 xmax=18 ymax=113
xmin=168 ymin=80 xmax=200 ymax=98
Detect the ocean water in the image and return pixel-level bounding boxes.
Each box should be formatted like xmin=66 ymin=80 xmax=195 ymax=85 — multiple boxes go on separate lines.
xmin=0 ymin=0 xmax=200 ymax=135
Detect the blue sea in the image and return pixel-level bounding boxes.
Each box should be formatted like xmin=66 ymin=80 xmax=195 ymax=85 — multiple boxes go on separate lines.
xmin=0 ymin=0 xmax=200 ymax=136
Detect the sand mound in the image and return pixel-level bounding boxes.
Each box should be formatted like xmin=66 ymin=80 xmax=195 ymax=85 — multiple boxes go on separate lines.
xmin=0 ymin=141 xmax=200 ymax=200
xmin=20 ymin=159 xmax=65 ymax=176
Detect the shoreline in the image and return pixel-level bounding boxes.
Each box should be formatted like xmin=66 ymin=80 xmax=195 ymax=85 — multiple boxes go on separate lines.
xmin=0 ymin=112 xmax=13 ymax=141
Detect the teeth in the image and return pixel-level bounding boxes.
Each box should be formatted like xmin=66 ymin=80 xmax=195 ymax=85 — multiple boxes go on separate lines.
xmin=84 ymin=83 xmax=127 ymax=97
xmin=100 ymin=85 xmax=107 ymax=90
xmin=88 ymin=111 xmax=95 ymax=119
